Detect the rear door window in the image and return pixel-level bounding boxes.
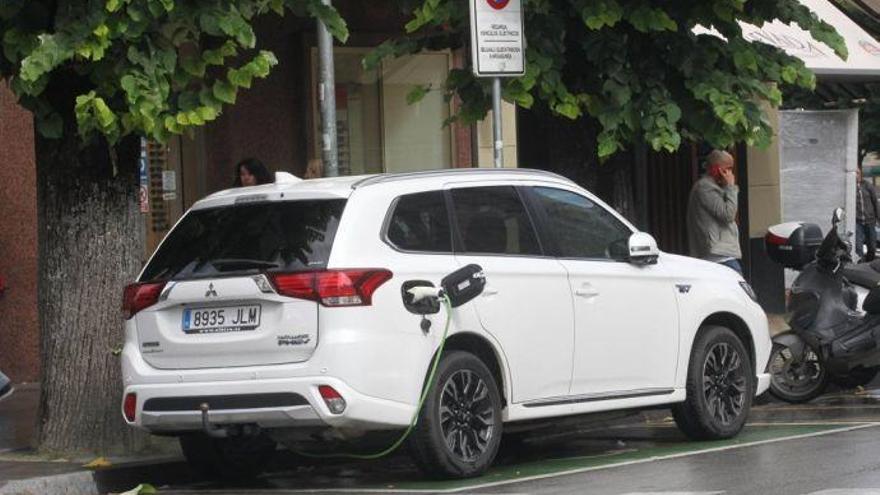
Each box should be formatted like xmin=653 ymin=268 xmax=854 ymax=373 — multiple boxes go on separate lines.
xmin=386 ymin=191 xmax=452 ymax=252
xmin=450 ymin=186 xmax=542 ymax=256
xmin=141 ymin=199 xmax=346 ymax=281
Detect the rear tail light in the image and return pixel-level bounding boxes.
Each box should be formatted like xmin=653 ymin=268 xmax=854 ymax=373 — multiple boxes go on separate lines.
xmin=123 ymin=393 xmax=137 ymax=422
xmin=318 ymin=385 xmax=346 ymax=414
xmin=122 ymin=281 xmax=166 ymax=319
xmin=269 ymin=269 xmax=392 ymax=307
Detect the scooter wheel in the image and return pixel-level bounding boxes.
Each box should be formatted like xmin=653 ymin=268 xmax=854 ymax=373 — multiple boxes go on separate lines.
xmin=768 ymin=341 xmax=828 ymax=403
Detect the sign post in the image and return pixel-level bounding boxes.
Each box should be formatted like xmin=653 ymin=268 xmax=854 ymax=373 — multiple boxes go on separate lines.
xmin=470 ymin=0 xmax=525 ymax=168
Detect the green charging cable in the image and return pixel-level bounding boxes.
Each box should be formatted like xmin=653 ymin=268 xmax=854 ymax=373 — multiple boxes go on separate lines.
xmin=294 ymin=294 xmax=453 ymax=460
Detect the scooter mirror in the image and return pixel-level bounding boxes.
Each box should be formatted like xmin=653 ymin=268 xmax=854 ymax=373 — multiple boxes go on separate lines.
xmin=832 ymin=208 xmax=845 ymax=226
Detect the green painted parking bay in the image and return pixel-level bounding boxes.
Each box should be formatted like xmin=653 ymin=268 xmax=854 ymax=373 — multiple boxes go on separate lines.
xmin=341 ymin=423 xmax=875 ymax=493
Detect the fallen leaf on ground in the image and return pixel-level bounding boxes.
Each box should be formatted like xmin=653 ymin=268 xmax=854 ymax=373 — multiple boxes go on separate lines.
xmin=118 ymin=484 xmax=157 ymax=495
xmin=83 ymin=456 xmax=112 ymax=469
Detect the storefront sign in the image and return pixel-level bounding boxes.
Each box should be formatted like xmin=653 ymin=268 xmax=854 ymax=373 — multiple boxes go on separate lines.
xmin=469 ymin=0 xmax=525 ymax=77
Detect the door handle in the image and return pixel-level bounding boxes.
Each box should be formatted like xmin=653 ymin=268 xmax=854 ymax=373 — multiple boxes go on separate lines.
xmin=482 ymin=287 xmax=499 ymax=297
xmin=575 ymin=285 xmax=600 ymax=298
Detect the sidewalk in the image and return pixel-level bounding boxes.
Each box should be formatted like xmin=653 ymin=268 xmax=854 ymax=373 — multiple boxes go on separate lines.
xmin=0 ymin=384 xmax=195 ymax=495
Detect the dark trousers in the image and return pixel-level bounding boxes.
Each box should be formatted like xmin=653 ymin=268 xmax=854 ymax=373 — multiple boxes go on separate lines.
xmin=856 ymin=222 xmax=877 ymax=262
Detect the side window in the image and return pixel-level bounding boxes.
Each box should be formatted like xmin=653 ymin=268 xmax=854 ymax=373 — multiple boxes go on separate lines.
xmin=386 ymin=191 xmax=452 ymax=252
xmin=451 ymin=186 xmax=542 ymax=256
xmin=532 ymin=187 xmax=632 ymax=259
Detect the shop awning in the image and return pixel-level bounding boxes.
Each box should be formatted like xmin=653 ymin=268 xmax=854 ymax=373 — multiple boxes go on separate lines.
xmin=697 ymin=0 xmax=880 ymax=80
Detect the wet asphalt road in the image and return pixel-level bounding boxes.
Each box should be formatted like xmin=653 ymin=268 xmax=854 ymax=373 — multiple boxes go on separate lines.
xmin=477 ymin=424 xmax=880 ymax=495
xmin=148 ymin=386 xmax=880 ymax=495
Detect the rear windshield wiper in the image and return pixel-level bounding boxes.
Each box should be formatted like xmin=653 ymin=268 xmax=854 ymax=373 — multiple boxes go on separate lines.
xmin=208 ymin=259 xmax=281 ymax=271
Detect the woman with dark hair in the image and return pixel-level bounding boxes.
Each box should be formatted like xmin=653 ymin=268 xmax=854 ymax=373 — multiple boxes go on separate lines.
xmin=233 ymin=158 xmax=273 ymax=187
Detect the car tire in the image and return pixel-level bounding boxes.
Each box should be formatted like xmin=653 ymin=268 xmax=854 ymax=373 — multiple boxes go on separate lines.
xmin=408 ymin=350 xmax=503 ymax=479
xmin=673 ymin=325 xmax=753 ymax=440
xmin=179 ymin=432 xmax=277 ymax=480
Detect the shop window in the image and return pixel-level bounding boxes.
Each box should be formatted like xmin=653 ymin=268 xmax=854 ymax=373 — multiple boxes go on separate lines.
xmin=311 ymin=49 xmax=453 ymax=175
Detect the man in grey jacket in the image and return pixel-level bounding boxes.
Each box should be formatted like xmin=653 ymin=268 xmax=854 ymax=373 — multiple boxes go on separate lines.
xmin=687 ymin=150 xmax=742 ymax=274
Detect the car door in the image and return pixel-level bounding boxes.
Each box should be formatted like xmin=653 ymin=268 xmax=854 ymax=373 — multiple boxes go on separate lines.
xmin=526 ymin=186 xmax=679 ymax=397
xmin=449 ymin=184 xmax=575 ymax=403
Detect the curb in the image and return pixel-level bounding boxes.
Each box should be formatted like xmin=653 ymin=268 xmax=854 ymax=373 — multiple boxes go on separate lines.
xmin=0 ymin=471 xmax=99 ymax=495
xmin=0 ymin=459 xmax=194 ymax=495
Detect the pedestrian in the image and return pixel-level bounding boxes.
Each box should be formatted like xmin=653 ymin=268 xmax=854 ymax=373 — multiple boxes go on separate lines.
xmin=686 ymin=149 xmax=743 ymax=274
xmin=855 ymin=167 xmax=879 ymax=262
xmin=304 ymin=158 xmax=323 ymax=179
xmin=232 ymin=158 xmax=273 ymax=187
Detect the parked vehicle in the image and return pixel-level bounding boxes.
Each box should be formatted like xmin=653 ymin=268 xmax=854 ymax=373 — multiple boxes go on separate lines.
xmin=121 ymin=168 xmax=771 ymax=479
xmin=765 ymin=209 xmax=880 ymax=403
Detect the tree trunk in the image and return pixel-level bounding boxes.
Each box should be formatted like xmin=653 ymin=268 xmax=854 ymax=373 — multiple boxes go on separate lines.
xmin=34 ymin=132 xmax=151 ymax=454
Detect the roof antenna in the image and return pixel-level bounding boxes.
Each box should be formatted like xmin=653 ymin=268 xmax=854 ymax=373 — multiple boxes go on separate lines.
xmin=275 ymin=171 xmax=303 ymax=184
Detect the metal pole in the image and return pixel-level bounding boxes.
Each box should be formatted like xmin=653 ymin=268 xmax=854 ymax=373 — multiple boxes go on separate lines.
xmin=318 ymin=0 xmax=339 ymax=177
xmin=492 ymin=77 xmax=503 ymax=168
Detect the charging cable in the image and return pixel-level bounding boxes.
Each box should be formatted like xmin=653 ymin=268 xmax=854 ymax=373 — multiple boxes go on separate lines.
xmin=294 ymin=291 xmax=452 ymax=460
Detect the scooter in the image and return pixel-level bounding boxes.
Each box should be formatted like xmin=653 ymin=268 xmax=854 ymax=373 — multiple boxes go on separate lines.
xmin=765 ymin=208 xmax=880 ymax=403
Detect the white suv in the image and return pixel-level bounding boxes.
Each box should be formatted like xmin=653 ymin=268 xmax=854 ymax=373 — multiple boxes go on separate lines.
xmin=121 ymin=169 xmax=771 ymax=479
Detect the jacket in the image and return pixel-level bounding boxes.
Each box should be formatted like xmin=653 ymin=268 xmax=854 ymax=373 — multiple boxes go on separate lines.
xmin=686 ymin=176 xmax=742 ymax=260
xmin=856 ymin=178 xmax=879 ymax=225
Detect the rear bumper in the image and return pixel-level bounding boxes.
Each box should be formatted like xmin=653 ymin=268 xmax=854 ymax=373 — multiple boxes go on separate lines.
xmin=123 ymin=376 xmax=416 ymax=433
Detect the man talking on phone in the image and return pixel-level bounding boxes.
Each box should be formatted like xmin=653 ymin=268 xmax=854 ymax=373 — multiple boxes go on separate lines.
xmin=686 ymin=149 xmax=743 ymax=275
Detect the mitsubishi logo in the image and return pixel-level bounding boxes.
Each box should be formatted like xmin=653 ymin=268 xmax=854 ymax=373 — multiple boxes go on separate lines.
xmin=205 ymin=283 xmax=218 ymax=298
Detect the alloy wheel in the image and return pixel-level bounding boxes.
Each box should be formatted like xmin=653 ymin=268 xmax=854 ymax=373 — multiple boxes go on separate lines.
xmin=438 ymin=369 xmax=496 ymax=462
xmin=702 ymin=342 xmax=748 ymax=425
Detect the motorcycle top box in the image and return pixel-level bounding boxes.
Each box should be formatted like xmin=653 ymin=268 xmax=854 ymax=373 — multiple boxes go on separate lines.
xmin=765 ymin=222 xmax=824 ymax=269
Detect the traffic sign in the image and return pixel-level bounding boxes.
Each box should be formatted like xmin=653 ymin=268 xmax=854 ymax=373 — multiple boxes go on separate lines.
xmin=469 ymin=0 xmax=525 ymax=77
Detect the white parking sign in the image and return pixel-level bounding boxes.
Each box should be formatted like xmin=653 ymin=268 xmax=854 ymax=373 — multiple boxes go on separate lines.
xmin=469 ymin=0 xmax=525 ymax=77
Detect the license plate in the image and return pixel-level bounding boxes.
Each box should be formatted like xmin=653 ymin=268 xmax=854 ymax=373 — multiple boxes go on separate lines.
xmin=182 ymin=305 xmax=261 ymax=334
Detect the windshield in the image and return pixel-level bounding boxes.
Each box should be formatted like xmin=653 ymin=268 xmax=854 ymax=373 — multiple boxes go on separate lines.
xmin=141 ymin=199 xmax=346 ymax=282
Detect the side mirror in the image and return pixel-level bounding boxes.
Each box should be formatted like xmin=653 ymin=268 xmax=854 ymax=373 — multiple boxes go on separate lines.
xmin=441 ymin=264 xmax=486 ymax=308
xmin=832 ymin=208 xmax=845 ymax=226
xmin=611 ymin=232 xmax=660 ymax=265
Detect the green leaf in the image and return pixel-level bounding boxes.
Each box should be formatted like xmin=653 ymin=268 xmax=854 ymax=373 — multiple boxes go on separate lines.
xmin=36 ymin=113 xmax=63 ymax=139
xmin=406 ymin=85 xmax=430 ymax=105
xmin=212 ymin=80 xmax=237 ymax=104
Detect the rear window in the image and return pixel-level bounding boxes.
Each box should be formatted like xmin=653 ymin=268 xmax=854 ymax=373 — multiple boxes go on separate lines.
xmin=386 ymin=191 xmax=452 ymax=253
xmin=141 ymin=199 xmax=346 ymax=282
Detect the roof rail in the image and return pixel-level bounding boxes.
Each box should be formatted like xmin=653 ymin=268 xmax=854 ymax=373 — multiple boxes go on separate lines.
xmin=350 ymin=168 xmax=571 ymax=189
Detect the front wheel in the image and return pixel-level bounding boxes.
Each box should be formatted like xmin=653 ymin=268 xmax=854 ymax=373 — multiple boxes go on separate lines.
xmin=408 ymin=351 xmax=503 ymax=479
xmin=768 ymin=339 xmax=827 ymax=403
xmin=673 ymin=326 xmax=753 ymax=440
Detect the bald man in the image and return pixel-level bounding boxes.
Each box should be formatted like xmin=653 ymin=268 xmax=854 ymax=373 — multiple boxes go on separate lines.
xmin=686 ymin=150 xmax=742 ymax=274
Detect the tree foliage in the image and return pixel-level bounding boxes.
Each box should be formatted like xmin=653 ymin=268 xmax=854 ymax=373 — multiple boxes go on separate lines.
xmin=0 ymin=0 xmax=348 ymax=144
xmin=373 ymin=0 xmax=846 ymax=158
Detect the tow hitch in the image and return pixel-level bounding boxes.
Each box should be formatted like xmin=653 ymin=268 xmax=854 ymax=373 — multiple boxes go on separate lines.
xmin=200 ymin=403 xmax=260 ymax=438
